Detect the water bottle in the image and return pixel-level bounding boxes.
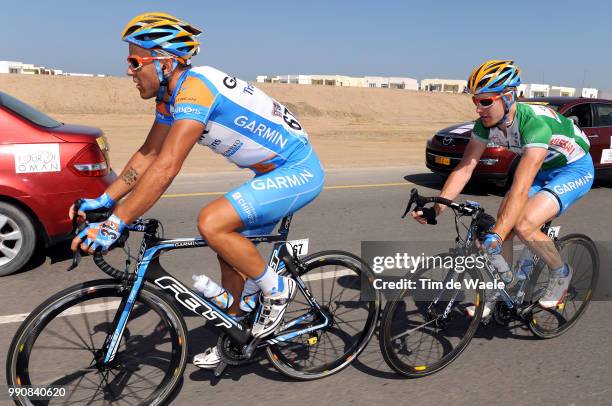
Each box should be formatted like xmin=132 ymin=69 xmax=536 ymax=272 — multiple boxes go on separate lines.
xmin=239 ymin=278 xmax=261 ymax=313
xmin=489 ymin=254 xmax=513 ymax=285
xmin=517 ymin=249 xmax=535 ymax=280
xmin=192 ymin=274 xmax=233 ymax=310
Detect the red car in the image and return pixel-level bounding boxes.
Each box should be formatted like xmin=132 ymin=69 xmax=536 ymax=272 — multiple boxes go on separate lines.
xmin=426 ymin=97 xmax=612 ymax=188
xmin=0 ymin=91 xmax=116 ymax=276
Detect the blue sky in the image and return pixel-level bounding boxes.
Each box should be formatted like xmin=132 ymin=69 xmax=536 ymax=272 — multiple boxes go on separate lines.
xmin=1 ymin=1 xmax=611 ymax=89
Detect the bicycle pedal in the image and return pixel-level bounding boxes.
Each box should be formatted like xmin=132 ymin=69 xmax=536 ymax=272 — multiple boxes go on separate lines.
xmin=213 ymin=361 xmax=227 ymax=377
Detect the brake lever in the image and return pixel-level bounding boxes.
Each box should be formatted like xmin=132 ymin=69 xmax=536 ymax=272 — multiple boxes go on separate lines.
xmin=401 ymin=188 xmax=419 ymax=218
xmin=66 ymin=250 xmax=81 ymax=272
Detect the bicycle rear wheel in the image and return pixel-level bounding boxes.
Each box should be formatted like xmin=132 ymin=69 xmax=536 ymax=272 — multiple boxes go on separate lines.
xmin=267 ymin=251 xmax=380 ymax=380
xmin=379 ymin=253 xmax=484 ymax=378
xmin=527 ymin=234 xmax=599 ymax=338
xmin=6 ymin=280 xmax=188 ymax=406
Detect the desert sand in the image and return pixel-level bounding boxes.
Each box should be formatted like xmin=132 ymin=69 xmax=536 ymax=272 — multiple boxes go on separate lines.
xmin=0 ymin=74 xmax=477 ymax=173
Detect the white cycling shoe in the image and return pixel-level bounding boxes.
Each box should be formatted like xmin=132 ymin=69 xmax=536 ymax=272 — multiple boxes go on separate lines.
xmin=193 ymin=346 xmax=221 ymax=369
xmin=539 ymin=265 xmax=573 ymax=309
xmin=251 ymin=276 xmax=297 ymax=338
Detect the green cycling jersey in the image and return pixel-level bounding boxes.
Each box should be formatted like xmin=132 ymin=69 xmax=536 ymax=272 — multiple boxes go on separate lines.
xmin=472 ymin=102 xmax=590 ymax=170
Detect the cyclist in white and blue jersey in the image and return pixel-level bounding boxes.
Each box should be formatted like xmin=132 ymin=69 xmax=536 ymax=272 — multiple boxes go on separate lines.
xmin=70 ymin=12 xmax=325 ymax=368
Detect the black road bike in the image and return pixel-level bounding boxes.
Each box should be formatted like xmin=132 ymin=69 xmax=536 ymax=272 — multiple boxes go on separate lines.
xmin=378 ymin=189 xmax=599 ymax=378
xmin=6 ymin=202 xmax=380 ymax=405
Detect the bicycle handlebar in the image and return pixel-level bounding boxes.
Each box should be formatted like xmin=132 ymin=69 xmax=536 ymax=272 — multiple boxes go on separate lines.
xmin=401 ymin=188 xmax=481 ymax=221
xmin=402 ymin=188 xmax=497 ymax=242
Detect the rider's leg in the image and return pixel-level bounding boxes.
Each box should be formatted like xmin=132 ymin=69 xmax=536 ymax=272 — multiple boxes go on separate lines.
xmin=497 ymin=193 xmax=517 ymax=267
xmin=217 ymin=254 xmax=247 ymax=315
xmin=514 ymin=191 xmax=571 ymax=308
xmin=198 ymin=197 xmax=267 ymax=280
xmin=514 ymin=192 xmax=562 ymax=270
xmin=198 ymin=196 xmax=297 ymax=338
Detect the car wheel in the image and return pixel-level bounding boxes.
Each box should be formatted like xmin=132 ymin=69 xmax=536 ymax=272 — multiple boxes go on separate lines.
xmin=0 ymin=202 xmax=37 ymax=276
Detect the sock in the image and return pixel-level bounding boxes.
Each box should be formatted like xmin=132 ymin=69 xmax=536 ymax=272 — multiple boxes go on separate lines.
xmin=240 ymin=278 xmax=261 ymax=312
xmin=552 ymin=263 xmax=569 ymax=277
xmin=254 ymin=267 xmax=284 ymax=296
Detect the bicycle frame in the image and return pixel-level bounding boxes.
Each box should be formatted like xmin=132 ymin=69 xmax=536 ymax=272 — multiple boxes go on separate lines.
xmin=101 ymin=215 xmax=331 ymax=365
xmin=428 ymin=220 xmax=558 ymax=319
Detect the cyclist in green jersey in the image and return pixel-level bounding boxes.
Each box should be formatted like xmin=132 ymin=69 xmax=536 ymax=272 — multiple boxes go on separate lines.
xmin=412 ymin=60 xmax=594 ymax=317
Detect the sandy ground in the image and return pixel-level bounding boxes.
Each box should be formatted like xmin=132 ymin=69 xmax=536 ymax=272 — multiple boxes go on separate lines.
xmin=1 ymin=74 xmax=478 ymax=173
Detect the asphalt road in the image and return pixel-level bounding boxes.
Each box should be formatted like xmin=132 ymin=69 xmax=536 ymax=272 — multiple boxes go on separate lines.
xmin=1 ymin=166 xmax=611 ymax=406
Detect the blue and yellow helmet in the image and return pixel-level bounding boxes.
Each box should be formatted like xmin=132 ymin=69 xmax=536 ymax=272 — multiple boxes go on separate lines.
xmin=122 ymin=12 xmax=202 ymax=62
xmin=468 ymin=60 xmax=521 ymax=94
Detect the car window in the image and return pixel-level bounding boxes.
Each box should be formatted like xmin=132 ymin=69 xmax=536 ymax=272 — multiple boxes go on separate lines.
xmin=0 ymin=92 xmax=62 ymax=128
xmin=594 ymin=103 xmax=612 ymax=128
xmin=562 ymin=103 xmax=592 ymax=127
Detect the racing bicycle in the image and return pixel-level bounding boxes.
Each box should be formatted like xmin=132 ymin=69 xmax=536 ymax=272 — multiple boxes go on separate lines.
xmin=378 ymin=188 xmax=599 ymax=378
xmin=6 ymin=202 xmax=380 ymax=405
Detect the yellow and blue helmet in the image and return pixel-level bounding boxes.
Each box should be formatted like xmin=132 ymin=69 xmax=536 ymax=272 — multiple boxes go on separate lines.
xmin=468 ymin=60 xmax=521 ymax=95
xmin=121 ymin=12 xmax=202 ymax=62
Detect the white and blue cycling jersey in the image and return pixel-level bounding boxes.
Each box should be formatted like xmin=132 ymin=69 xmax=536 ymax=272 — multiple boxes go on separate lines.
xmin=156 ymin=66 xmax=310 ymax=173
xmin=156 ymin=66 xmax=324 ymax=231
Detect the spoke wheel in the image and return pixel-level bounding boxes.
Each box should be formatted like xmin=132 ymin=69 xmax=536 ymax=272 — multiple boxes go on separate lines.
xmin=6 ymin=280 xmax=188 ymax=405
xmin=379 ymin=253 xmax=484 ymax=378
xmin=267 ymin=251 xmax=380 ymax=380
xmin=527 ymin=234 xmax=599 ymax=338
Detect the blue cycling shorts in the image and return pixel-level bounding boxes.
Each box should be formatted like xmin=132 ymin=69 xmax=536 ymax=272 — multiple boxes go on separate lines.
xmin=225 ymin=145 xmax=325 ymax=236
xmin=528 ymin=154 xmax=594 ymax=216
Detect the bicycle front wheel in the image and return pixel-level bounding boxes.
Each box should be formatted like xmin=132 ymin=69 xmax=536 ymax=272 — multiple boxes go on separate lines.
xmin=527 ymin=234 xmax=599 ymax=338
xmin=6 ymin=279 xmax=189 ymax=406
xmin=379 ymin=253 xmax=485 ymax=378
xmin=267 ymin=250 xmax=380 ymax=380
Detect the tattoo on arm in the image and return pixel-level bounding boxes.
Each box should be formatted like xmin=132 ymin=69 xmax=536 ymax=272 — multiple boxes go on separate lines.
xmin=122 ymin=166 xmax=139 ymax=186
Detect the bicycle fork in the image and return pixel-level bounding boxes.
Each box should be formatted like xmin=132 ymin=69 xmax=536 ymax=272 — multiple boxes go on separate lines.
xmin=100 ymin=277 xmax=145 ymax=366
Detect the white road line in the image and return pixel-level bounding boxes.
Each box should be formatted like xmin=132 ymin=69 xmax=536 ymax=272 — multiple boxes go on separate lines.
xmin=0 ymin=269 xmax=358 ymax=325
xmin=300 ymin=268 xmax=355 ymax=282
xmin=0 ymin=300 xmax=121 ymax=325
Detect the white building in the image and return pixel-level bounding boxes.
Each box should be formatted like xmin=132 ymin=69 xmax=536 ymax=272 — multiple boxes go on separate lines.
xmin=420 ymin=79 xmax=467 ymax=93
xmin=578 ymin=88 xmax=598 ymax=98
xmin=518 ymin=83 xmax=550 ymax=98
xmin=256 ymin=75 xmax=271 ymax=83
xmin=256 ymin=74 xmax=418 ymax=90
xmin=0 ymin=61 xmax=24 ymax=74
xmin=363 ymin=76 xmax=418 ymax=90
xmin=0 ymin=60 xmax=100 ymax=76
xmin=550 ymin=86 xmax=576 ymax=97
xmin=311 ymin=75 xmax=365 ymax=87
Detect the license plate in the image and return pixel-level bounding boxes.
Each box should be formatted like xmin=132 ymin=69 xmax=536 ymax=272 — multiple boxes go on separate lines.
xmin=435 ymin=156 xmax=451 ymax=165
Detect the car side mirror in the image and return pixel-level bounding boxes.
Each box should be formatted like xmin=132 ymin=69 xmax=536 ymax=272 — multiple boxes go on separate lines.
xmin=568 ymin=115 xmax=580 ymax=126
